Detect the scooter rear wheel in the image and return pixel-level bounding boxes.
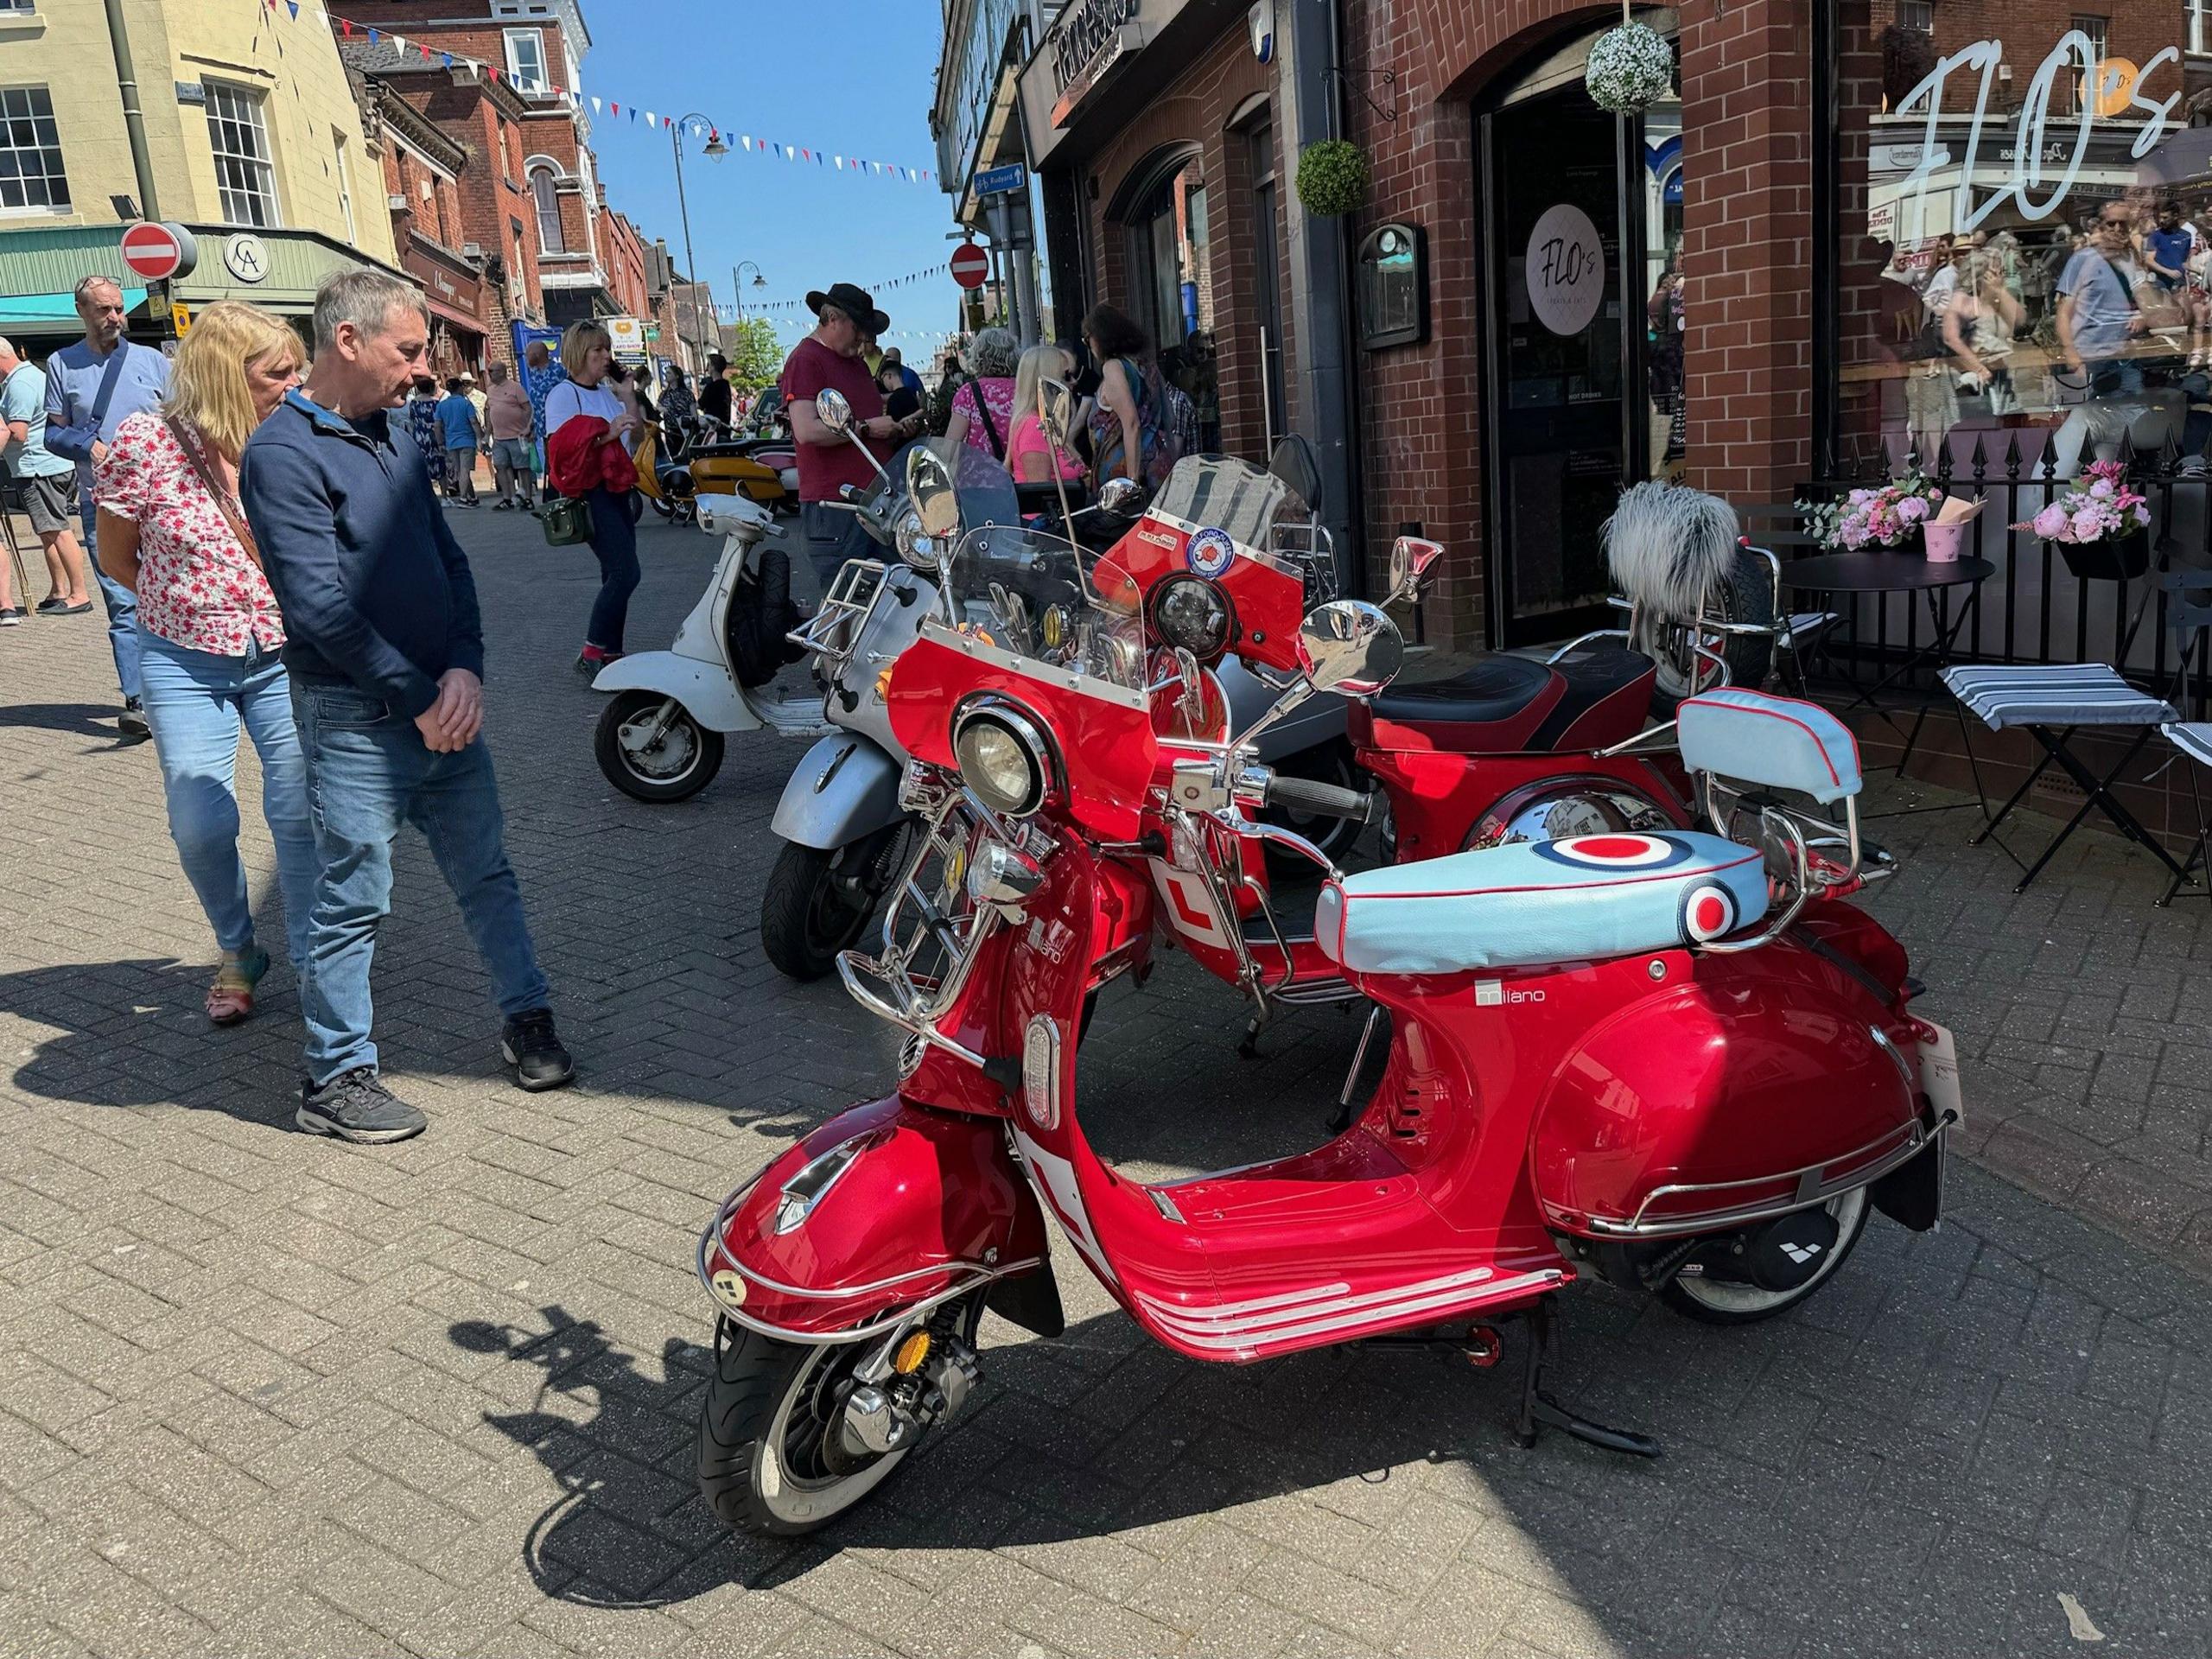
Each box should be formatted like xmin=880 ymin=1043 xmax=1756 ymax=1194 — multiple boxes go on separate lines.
xmin=697 ymin=1295 xmax=983 ymax=1536
xmin=1652 ymin=1186 xmax=1872 ymax=1325
xmin=594 ymin=690 xmax=724 ymax=803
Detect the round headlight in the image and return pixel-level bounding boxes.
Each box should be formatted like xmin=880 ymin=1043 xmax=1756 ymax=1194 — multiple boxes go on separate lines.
xmin=952 ymin=709 xmax=1048 ymax=817
xmin=894 ymin=508 xmax=943 ymax=571
xmin=1154 ymin=575 xmax=1232 ymax=663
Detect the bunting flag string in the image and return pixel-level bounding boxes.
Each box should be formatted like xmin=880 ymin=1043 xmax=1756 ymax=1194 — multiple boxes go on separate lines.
xmin=721 ymin=264 xmax=952 ymax=319
xmin=308 ymin=4 xmax=938 ymax=184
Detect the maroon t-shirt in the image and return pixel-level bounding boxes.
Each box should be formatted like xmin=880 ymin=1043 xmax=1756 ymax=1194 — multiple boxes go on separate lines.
xmin=779 ymin=336 xmax=890 ymax=503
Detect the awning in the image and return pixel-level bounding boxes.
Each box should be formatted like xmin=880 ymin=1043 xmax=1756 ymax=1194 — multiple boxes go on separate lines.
xmin=0 ymin=287 xmax=149 ymax=329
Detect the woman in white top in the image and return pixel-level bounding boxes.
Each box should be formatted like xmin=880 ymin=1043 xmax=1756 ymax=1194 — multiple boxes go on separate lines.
xmin=544 ymin=322 xmax=643 ymax=681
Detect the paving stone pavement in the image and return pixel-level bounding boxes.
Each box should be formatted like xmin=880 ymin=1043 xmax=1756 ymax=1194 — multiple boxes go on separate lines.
xmin=2 ymin=504 xmax=2209 ymax=1659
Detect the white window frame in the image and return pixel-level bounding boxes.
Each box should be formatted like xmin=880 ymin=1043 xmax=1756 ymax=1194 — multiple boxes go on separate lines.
xmin=205 ymin=82 xmax=280 ymax=228
xmin=2195 ymin=0 xmax=2212 ymax=56
xmin=333 ymin=127 xmax=356 ymax=244
xmin=0 ymin=2 xmax=37 ymax=13
xmin=1894 ymin=0 xmax=1933 ymax=34
xmin=505 ymin=28 xmax=548 ymax=93
xmin=527 ymin=162 xmax=564 ymax=253
xmin=0 ymin=83 xmax=69 ymax=217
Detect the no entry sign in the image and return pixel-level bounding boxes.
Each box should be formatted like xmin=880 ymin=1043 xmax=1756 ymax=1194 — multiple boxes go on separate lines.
xmin=950 ymin=243 xmax=989 ymax=291
xmin=119 ymin=221 xmax=197 ymax=283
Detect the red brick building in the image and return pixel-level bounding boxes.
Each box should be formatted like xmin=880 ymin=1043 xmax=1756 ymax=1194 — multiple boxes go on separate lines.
xmin=1016 ymin=0 xmax=2212 ymax=651
xmin=346 ymin=0 xmax=635 ymax=333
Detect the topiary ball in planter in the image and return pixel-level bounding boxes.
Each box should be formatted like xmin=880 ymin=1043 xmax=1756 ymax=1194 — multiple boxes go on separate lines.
xmin=1586 ymin=22 xmax=1675 ymax=115
xmin=1296 ymin=139 xmax=1370 ymax=219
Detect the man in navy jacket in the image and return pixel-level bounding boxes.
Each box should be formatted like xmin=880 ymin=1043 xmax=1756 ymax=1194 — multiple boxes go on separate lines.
xmin=241 ymin=270 xmax=571 ymax=1143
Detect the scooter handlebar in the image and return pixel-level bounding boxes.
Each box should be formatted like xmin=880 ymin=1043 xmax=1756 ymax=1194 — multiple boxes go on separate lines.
xmin=1262 ymin=772 xmax=1374 ymax=824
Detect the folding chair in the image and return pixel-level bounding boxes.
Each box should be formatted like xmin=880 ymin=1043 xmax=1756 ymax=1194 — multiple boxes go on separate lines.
xmin=2153 ymin=567 xmax=2212 ymax=906
xmin=1942 ymin=660 xmax=2190 ymax=893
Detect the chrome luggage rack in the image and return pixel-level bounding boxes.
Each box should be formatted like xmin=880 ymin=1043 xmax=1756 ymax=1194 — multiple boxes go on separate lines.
xmin=785 ymin=556 xmax=891 ymax=677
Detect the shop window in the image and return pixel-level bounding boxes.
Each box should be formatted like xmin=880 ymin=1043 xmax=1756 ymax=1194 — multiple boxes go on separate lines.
xmin=1833 ymin=2 xmax=2201 ymax=467
xmin=1127 ymin=156 xmax=1214 ymax=362
xmin=0 ymin=86 xmax=68 ymax=213
xmin=1894 ymin=0 xmax=1932 ymax=35
xmin=206 ymin=83 xmax=278 ymax=228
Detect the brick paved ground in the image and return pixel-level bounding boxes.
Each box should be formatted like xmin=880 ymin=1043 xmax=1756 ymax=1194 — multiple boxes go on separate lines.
xmin=2 ymin=506 xmax=2209 ymax=1658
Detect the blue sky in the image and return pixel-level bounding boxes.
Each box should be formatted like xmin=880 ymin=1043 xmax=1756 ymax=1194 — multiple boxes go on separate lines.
xmin=582 ymin=0 xmax=963 ymax=357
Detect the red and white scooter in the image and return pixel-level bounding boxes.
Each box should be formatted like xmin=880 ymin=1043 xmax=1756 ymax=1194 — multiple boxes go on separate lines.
xmin=690 ymin=528 xmax=1961 ymax=1535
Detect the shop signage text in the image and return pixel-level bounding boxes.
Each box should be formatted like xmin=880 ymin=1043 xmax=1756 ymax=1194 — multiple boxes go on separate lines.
xmin=1526 ymin=204 xmax=1604 ymax=337
xmin=1891 ymin=31 xmax=2180 ymax=232
xmin=1052 ymin=0 xmax=1142 ymax=89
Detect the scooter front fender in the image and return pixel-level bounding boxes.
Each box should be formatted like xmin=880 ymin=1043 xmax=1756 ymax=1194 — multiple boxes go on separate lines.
xmin=770 ymin=734 xmax=906 ymax=849
xmin=592 ymin=651 xmax=762 ymax=732
xmin=696 ymin=1096 xmax=1053 ymax=1343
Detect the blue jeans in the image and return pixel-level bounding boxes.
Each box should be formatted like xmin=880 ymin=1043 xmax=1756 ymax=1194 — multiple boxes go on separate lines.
xmin=585 ymin=486 xmax=641 ymax=653
xmin=291 ymin=677 xmax=550 ymax=1086
xmin=798 ymin=500 xmax=876 ymax=601
xmin=79 ymin=497 xmax=142 ymax=700
xmin=137 ymin=632 xmax=319 ymax=974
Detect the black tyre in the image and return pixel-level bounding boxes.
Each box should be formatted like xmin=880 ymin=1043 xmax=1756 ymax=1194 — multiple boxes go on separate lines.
xmin=698 ymin=1294 xmax=984 ymax=1535
xmin=1640 ymin=547 xmax=1777 ymax=710
xmin=594 ymin=690 xmax=723 ymax=803
xmin=648 ymin=493 xmax=677 ymax=518
xmin=760 ymin=826 xmax=903 ymax=982
xmin=1262 ymin=739 xmax=1366 ymax=877
xmin=1646 ymin=1188 xmax=1872 ymax=1326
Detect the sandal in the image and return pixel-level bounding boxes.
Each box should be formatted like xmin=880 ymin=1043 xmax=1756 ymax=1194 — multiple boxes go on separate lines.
xmin=207 ymin=945 xmax=270 ymax=1027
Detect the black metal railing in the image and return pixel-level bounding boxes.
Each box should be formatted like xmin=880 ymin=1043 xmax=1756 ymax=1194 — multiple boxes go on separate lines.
xmin=1786 ymin=426 xmax=2212 ymax=721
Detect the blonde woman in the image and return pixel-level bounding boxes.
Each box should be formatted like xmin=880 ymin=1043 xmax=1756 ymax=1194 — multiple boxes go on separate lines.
xmin=543 ymin=321 xmax=642 ymax=679
xmin=1007 ymin=344 xmax=1085 ymax=485
xmin=92 ymin=301 xmax=317 ymax=1026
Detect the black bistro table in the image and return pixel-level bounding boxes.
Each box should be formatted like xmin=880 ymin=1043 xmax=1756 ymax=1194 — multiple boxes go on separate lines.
xmin=1781 ymin=551 xmax=1997 ymax=772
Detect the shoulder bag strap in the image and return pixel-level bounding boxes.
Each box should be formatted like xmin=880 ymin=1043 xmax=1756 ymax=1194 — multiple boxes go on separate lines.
xmin=86 ymin=341 xmax=131 ymax=433
xmin=162 ymin=413 xmax=264 ymax=571
xmin=971 ymin=379 xmax=1005 ymax=460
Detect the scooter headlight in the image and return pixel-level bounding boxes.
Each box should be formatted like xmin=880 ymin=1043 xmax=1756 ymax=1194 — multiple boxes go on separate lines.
xmin=1153 ymin=575 xmax=1232 ymax=664
xmin=952 ymin=707 xmax=1049 ymax=817
xmin=893 ymin=507 xmax=943 ymax=571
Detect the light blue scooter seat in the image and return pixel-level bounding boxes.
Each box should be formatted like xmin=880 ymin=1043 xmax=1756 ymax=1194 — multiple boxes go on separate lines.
xmin=1677 ymin=688 xmax=1862 ymax=804
xmin=1314 ymin=831 xmax=1770 ymax=976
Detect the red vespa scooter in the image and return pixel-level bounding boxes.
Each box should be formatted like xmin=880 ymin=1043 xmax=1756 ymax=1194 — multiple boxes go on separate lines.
xmin=690 ymin=522 xmax=1961 ymax=1537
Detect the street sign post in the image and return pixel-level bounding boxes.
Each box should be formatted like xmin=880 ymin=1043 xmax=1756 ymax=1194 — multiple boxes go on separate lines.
xmin=119 ymin=221 xmax=196 ymax=284
xmin=950 ymin=243 xmax=990 ymax=291
xmin=974 ymin=163 xmax=1027 ymax=197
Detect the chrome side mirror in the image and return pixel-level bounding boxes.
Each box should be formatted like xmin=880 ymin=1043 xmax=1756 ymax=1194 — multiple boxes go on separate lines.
xmin=1096 ymin=477 xmax=1144 ymax=518
xmin=815 ymin=389 xmax=853 ymax=435
xmin=906 ymin=445 xmax=958 ymax=539
xmin=1297 ymin=600 xmax=1402 ymax=697
xmin=1388 ymin=535 xmax=1444 ymax=605
xmin=1039 ymin=378 xmax=1075 ymax=451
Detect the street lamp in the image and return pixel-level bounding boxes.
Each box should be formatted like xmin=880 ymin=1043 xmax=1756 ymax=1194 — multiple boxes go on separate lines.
xmin=730 ymin=261 xmax=766 ymax=343
xmin=669 ymin=112 xmax=727 ymax=371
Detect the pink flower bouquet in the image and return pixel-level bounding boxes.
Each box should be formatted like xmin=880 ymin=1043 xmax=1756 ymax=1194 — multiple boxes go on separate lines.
xmin=2012 ymin=461 xmax=2151 ymax=546
xmin=1800 ymin=462 xmax=1942 ymax=550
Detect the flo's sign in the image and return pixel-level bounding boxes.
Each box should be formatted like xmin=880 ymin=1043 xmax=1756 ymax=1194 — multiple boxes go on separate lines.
xmin=1890 ymin=31 xmax=2181 ymax=232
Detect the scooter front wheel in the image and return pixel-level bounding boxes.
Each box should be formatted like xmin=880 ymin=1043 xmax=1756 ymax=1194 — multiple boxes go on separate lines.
xmin=697 ymin=1297 xmax=982 ymax=1536
xmin=594 ymin=690 xmax=724 ymax=803
xmin=760 ymin=827 xmax=903 ymax=981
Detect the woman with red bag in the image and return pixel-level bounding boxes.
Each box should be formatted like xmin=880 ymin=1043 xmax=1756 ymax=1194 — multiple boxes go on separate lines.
xmin=544 ymin=322 xmax=642 ymax=683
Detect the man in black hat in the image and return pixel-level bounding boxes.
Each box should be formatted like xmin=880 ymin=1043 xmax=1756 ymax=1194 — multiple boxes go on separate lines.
xmin=781 ymin=283 xmax=903 ymax=595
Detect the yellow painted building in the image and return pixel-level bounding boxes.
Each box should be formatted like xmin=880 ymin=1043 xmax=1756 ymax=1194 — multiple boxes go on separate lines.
xmin=0 ymin=0 xmax=398 ymax=340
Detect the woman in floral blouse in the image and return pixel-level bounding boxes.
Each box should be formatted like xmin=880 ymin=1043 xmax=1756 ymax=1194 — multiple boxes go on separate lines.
xmin=94 ymin=301 xmax=318 ymax=1027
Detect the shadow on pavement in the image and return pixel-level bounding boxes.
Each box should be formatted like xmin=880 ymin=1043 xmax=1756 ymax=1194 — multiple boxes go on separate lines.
xmin=0 ymin=701 xmax=139 ymax=741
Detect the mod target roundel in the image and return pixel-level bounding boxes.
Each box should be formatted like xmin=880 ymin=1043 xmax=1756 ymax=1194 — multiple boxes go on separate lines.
xmin=1679 ymin=880 xmax=1740 ymax=944
xmin=1185 ymin=526 xmax=1236 ymax=578
xmin=1533 ymin=833 xmax=1693 ymax=873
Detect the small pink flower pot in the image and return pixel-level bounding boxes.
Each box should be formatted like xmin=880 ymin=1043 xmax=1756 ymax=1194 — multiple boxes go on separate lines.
xmin=1923 ymin=521 xmax=1967 ymax=563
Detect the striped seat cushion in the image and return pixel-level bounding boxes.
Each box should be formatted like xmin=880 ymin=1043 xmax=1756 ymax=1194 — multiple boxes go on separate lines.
xmin=1942 ymin=663 xmax=2177 ymax=730
xmin=2164 ymin=722 xmax=2212 ymax=769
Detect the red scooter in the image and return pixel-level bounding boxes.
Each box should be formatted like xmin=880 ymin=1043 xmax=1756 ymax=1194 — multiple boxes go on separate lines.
xmin=690 ymin=518 xmax=1962 ymax=1536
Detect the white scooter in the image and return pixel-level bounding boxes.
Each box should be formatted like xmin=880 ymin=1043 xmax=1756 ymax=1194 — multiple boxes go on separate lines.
xmin=590 ymin=493 xmax=828 ymax=802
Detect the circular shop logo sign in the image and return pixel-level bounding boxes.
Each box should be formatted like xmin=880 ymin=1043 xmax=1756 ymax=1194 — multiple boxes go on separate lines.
xmin=1524 ymin=204 xmax=1604 ymax=336
xmin=1185 ymin=526 xmax=1236 ymax=578
xmin=222 ymin=232 xmax=271 ymax=285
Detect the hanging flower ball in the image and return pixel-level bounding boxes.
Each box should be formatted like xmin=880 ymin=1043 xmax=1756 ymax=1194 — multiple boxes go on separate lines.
xmin=1295 ymin=140 xmax=1371 ymax=219
xmin=1586 ymin=22 xmax=1675 ymax=115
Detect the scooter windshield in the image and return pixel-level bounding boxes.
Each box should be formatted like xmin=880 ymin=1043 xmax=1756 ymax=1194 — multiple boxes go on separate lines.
xmin=871 ymin=440 xmax=1020 ymax=533
xmin=1148 ymin=455 xmax=1310 ymax=556
xmin=940 ymin=524 xmax=1147 ymax=696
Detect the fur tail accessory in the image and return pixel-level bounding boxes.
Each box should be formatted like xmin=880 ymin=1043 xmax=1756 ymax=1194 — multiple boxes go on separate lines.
xmin=1603 ymin=480 xmax=1740 ymax=618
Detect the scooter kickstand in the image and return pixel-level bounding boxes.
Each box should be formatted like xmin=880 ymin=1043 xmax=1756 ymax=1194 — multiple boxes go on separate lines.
xmin=1511 ymin=1297 xmax=1662 ymax=1460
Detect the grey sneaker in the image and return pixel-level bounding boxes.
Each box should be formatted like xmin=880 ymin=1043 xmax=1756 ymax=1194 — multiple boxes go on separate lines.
xmin=298 ymin=1067 xmax=427 ymax=1143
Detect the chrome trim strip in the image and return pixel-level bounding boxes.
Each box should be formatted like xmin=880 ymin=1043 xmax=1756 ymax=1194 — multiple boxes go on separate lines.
xmin=1568 ymin=1116 xmax=1937 ymax=1240
xmin=1141 ymin=1269 xmax=1567 ymax=1354
xmin=695 ymin=1177 xmax=1041 ymax=1302
xmin=1139 ymin=1262 xmax=1505 ymax=1337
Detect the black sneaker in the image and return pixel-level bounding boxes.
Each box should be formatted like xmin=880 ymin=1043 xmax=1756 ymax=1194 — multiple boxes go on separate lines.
xmin=118 ymin=697 xmax=149 ymax=739
xmin=501 ymin=1008 xmax=574 ymax=1091
xmin=37 ymin=597 xmax=91 ymax=615
xmin=297 ymin=1067 xmax=428 ymax=1143
xmin=0 ymin=608 xmax=22 ymax=627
